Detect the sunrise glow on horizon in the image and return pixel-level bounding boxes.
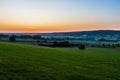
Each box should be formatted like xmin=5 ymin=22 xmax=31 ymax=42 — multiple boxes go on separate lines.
xmin=0 ymin=0 xmax=120 ymax=33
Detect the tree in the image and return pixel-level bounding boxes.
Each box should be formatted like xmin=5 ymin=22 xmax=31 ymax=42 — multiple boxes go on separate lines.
xmin=9 ymin=35 xmax=16 ymax=42
xmin=102 ymin=44 xmax=106 ymax=48
xmin=0 ymin=34 xmax=3 ymax=40
xmin=79 ymin=44 xmax=86 ymax=51
xmin=112 ymin=44 xmax=116 ymax=48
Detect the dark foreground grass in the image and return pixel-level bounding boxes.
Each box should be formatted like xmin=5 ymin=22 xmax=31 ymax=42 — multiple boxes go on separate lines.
xmin=0 ymin=42 xmax=120 ymax=80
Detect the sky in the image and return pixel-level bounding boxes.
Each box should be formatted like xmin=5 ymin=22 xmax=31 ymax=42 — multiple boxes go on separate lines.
xmin=0 ymin=0 xmax=120 ymax=33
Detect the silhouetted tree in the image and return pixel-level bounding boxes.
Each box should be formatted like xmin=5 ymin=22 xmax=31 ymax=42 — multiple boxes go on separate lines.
xmin=79 ymin=44 xmax=86 ymax=51
xmin=9 ymin=35 xmax=16 ymax=42
xmin=102 ymin=44 xmax=106 ymax=48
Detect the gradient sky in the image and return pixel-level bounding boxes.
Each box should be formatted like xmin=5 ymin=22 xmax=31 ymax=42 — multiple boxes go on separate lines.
xmin=0 ymin=0 xmax=120 ymax=32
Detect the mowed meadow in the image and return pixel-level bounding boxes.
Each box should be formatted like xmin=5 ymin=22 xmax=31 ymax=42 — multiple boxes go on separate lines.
xmin=0 ymin=42 xmax=120 ymax=80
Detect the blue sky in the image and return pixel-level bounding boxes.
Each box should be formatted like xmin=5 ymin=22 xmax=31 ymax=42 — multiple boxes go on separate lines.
xmin=0 ymin=0 xmax=120 ymax=32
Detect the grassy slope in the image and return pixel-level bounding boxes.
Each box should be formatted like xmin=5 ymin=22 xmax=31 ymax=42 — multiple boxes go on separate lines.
xmin=0 ymin=42 xmax=120 ymax=80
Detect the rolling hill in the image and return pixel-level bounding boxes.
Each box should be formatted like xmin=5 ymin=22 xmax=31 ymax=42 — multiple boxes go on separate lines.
xmin=1 ymin=30 xmax=120 ymax=41
xmin=0 ymin=42 xmax=120 ymax=80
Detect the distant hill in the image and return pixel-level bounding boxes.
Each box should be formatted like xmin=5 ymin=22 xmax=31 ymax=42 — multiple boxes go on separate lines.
xmin=38 ymin=30 xmax=120 ymax=41
xmin=1 ymin=30 xmax=120 ymax=40
xmin=40 ymin=30 xmax=120 ymax=37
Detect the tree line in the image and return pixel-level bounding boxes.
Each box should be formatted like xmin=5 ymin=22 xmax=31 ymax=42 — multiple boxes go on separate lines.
xmin=1 ymin=34 xmax=120 ymax=50
xmin=91 ymin=43 xmax=120 ymax=48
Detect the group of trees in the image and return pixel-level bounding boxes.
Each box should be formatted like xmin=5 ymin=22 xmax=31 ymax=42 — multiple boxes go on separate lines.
xmin=0 ymin=34 xmax=16 ymax=42
xmin=6 ymin=35 xmax=85 ymax=51
xmin=0 ymin=34 xmax=4 ymax=40
xmin=52 ymin=41 xmax=72 ymax=47
xmin=98 ymin=38 xmax=118 ymax=42
xmin=0 ymin=34 xmax=43 ymax=40
xmin=52 ymin=41 xmax=86 ymax=50
xmin=18 ymin=35 xmax=42 ymax=39
xmin=17 ymin=35 xmax=42 ymax=39
xmin=3 ymin=34 xmax=120 ymax=51
xmin=91 ymin=43 xmax=120 ymax=48
xmin=6 ymin=35 xmax=43 ymax=42
xmin=0 ymin=34 xmax=9 ymax=37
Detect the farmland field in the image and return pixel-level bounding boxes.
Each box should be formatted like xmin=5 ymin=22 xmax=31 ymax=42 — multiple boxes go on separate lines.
xmin=0 ymin=42 xmax=120 ymax=80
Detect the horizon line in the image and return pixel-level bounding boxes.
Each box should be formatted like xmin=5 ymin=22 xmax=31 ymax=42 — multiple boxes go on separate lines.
xmin=0 ymin=29 xmax=120 ymax=34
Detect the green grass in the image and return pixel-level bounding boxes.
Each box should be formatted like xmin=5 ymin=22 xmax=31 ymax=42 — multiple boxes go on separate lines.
xmin=13 ymin=41 xmax=33 ymax=45
xmin=0 ymin=42 xmax=120 ymax=80
xmin=1 ymin=40 xmax=33 ymax=45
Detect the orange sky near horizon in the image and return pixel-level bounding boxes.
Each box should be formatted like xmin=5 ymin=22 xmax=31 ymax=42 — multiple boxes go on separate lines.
xmin=0 ymin=21 xmax=119 ymax=32
xmin=0 ymin=0 xmax=120 ymax=32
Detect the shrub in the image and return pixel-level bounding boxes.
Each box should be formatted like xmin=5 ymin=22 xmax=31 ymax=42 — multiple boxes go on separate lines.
xmin=79 ymin=44 xmax=86 ymax=51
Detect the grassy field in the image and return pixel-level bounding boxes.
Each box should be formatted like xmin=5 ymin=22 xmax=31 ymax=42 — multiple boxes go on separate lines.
xmin=0 ymin=42 xmax=120 ymax=80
